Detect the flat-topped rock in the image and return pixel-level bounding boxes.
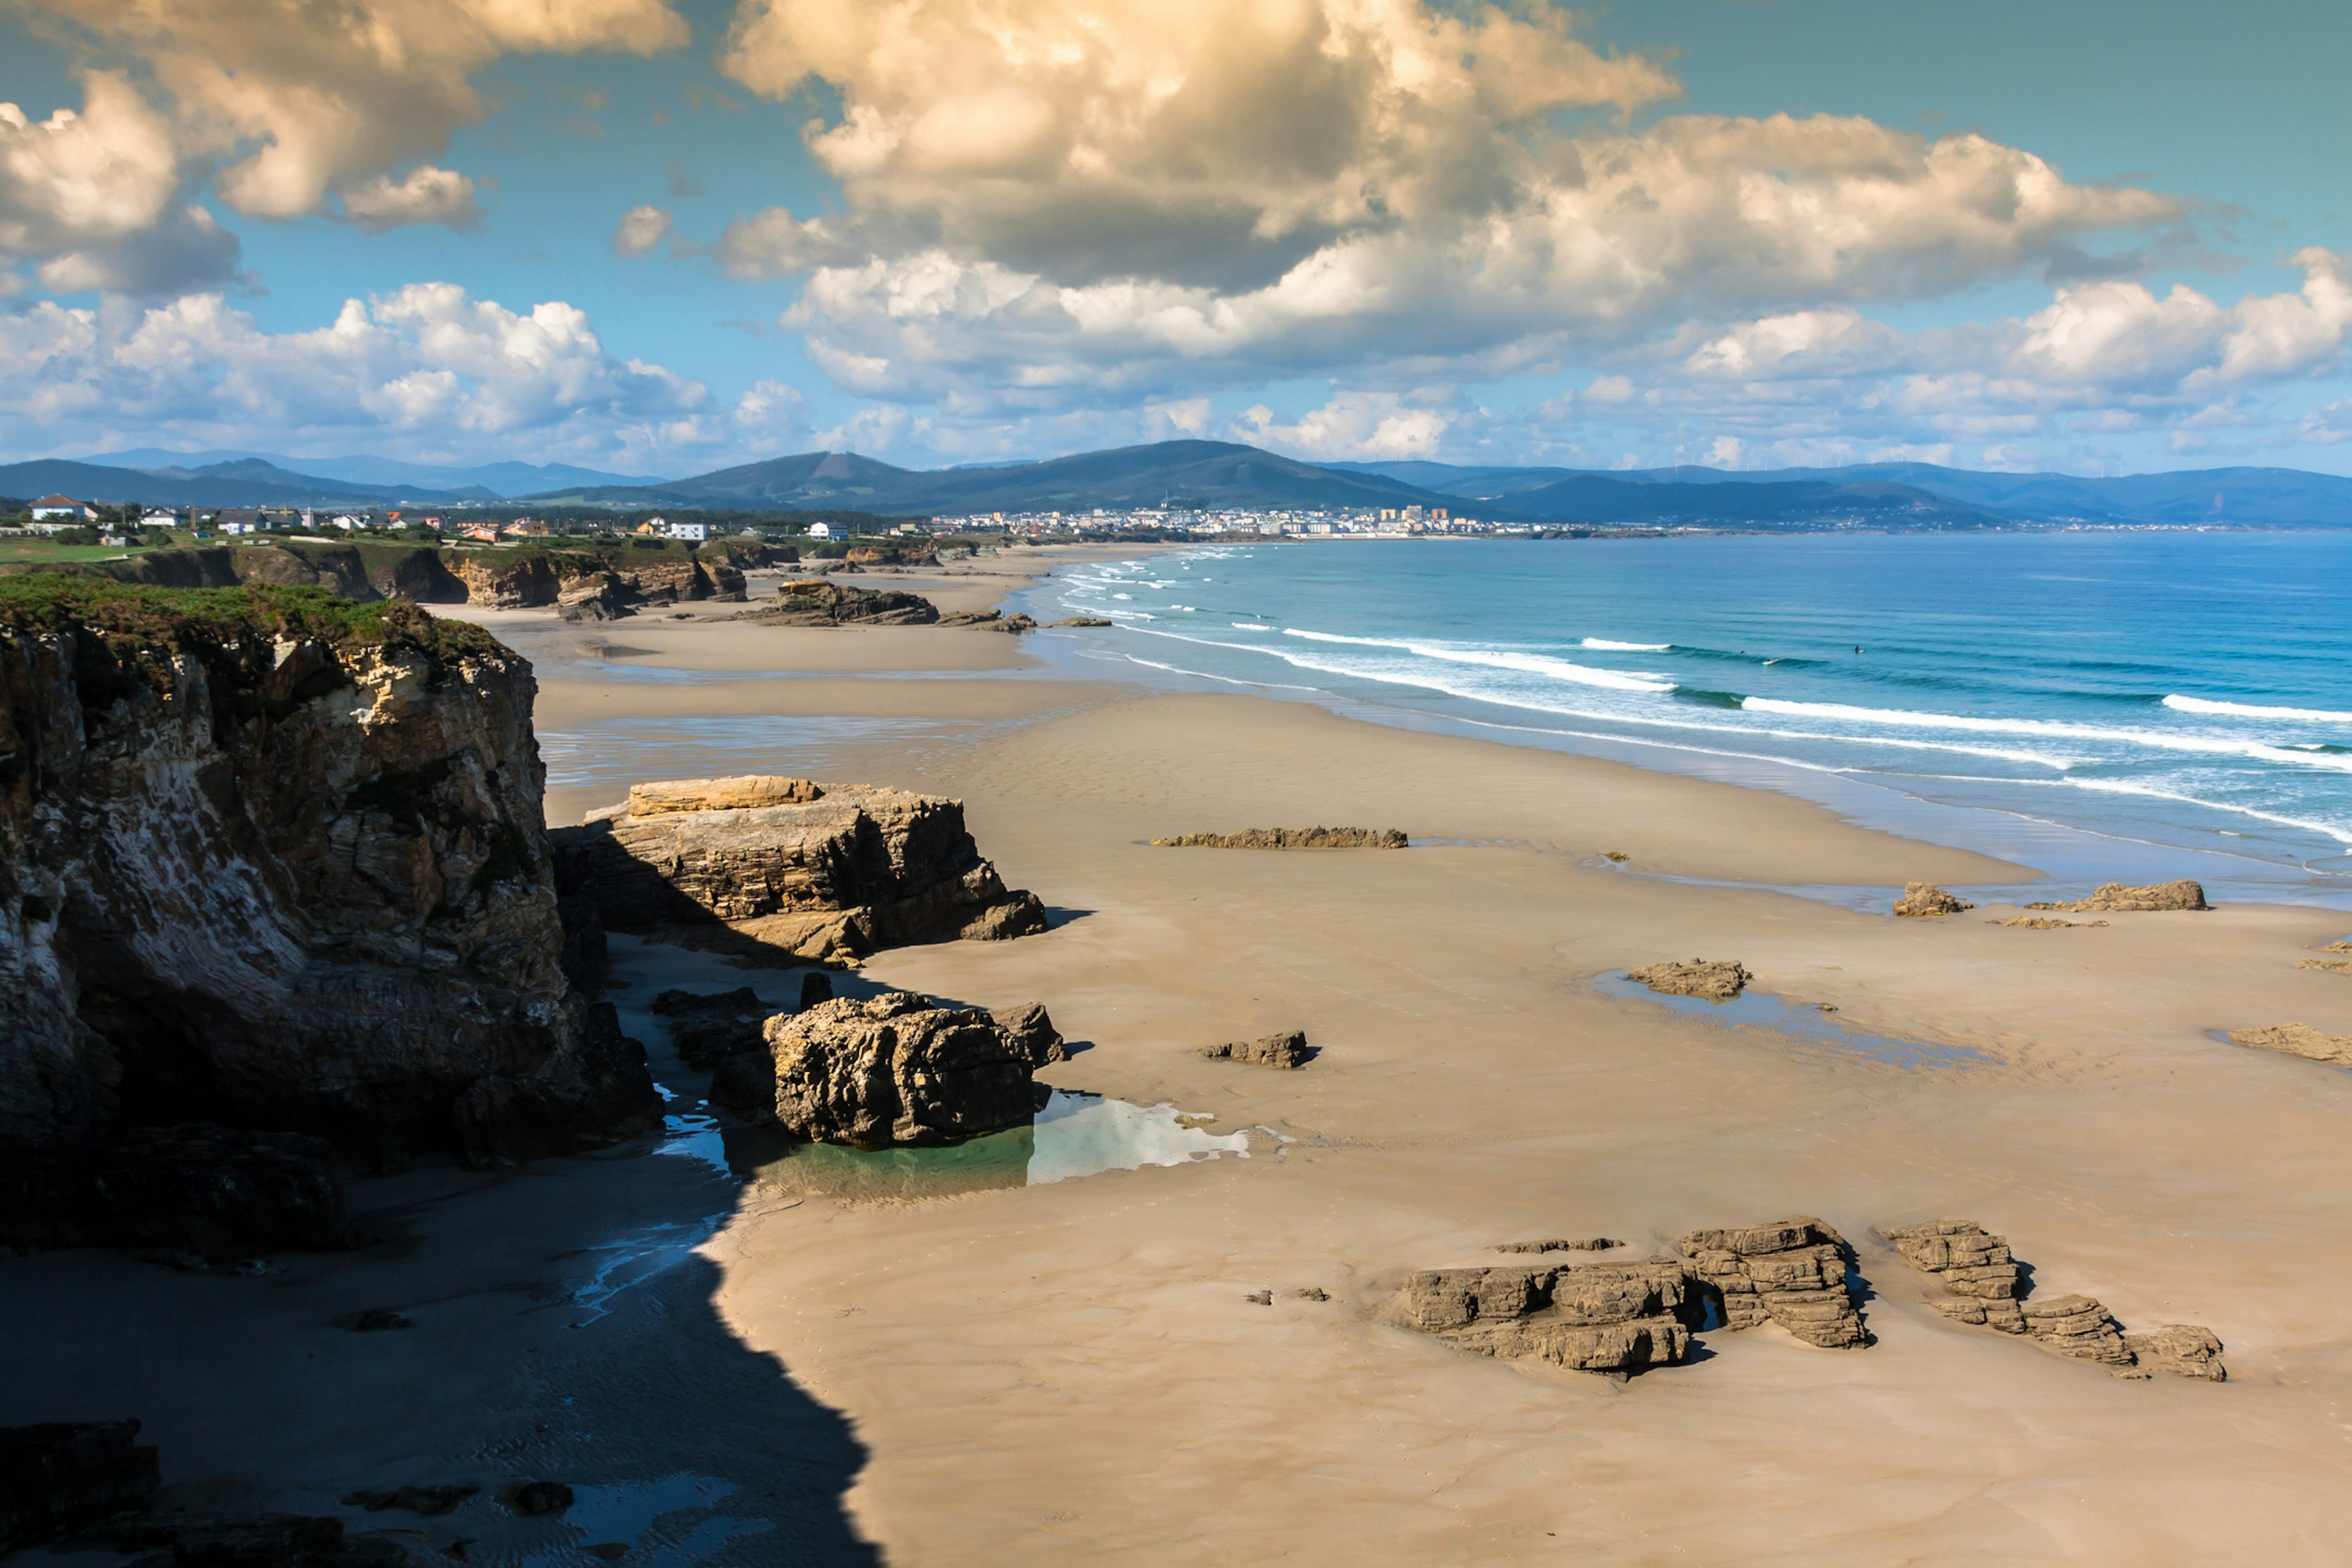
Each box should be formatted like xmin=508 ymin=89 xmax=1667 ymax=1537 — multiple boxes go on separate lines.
xmin=1200 ymin=1030 xmax=1313 ymax=1069
xmin=2027 ymin=879 xmax=2209 ymax=913
xmin=1396 ymin=1260 xmax=1704 ymax=1374
xmin=1894 ymin=882 xmax=1975 ymax=918
xmin=551 ymin=780 xmax=1047 ymax=963
xmin=1882 ymin=1219 xmax=2026 ymax=1332
xmin=2228 ymin=1023 xmax=2352 ymax=1066
xmin=1629 ymin=959 xmax=1752 ymax=1001
xmin=1152 ymin=827 xmax=1408 ymax=850
xmin=1676 ymin=1218 xmax=1866 ymax=1348
xmin=763 ymin=992 xmax=1046 ymax=1147
xmin=2124 ymin=1324 xmax=2228 ymax=1381
xmin=736 ymin=579 xmax=940 ymax=626
xmin=627 ymin=776 xmax=824 ymax=815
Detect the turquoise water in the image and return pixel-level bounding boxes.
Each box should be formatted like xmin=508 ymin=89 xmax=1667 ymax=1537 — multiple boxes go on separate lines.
xmin=1035 ymin=533 xmax=2352 ymax=905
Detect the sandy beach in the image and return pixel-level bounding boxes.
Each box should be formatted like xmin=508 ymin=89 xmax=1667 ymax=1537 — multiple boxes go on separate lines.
xmin=9 ymin=546 xmax=2352 ymax=1565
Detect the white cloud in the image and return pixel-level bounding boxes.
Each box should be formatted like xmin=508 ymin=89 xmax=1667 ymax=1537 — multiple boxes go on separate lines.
xmin=340 ymin=165 xmax=481 ymax=232
xmin=612 ymin=204 xmax=674 ymax=257
xmin=1236 ymin=391 xmax=1455 ymax=459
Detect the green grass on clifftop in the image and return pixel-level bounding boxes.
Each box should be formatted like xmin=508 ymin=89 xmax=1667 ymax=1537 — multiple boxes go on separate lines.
xmin=0 ymin=576 xmax=502 ymax=661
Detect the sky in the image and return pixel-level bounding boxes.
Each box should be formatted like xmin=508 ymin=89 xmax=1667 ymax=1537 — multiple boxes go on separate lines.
xmin=2 ymin=0 xmax=2350 ymax=480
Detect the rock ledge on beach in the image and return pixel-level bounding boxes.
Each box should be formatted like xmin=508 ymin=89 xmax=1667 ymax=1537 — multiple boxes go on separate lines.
xmin=1894 ymin=882 xmax=1975 ymax=918
xmin=2027 ymin=879 xmax=2209 ymax=913
xmin=1629 ymin=959 xmax=1752 ymax=1001
xmin=2228 ymin=1023 xmax=2352 ymax=1066
xmin=1676 ymin=1218 xmax=1868 ymax=1348
xmin=1152 ymin=827 xmax=1408 ymax=850
xmin=1396 ymin=1261 xmax=1706 ymax=1375
xmin=1199 ymin=1031 xmax=1313 ymax=1069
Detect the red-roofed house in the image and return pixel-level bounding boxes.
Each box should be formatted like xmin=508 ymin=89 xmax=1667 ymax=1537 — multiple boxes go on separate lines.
xmin=28 ymin=495 xmax=99 ymax=522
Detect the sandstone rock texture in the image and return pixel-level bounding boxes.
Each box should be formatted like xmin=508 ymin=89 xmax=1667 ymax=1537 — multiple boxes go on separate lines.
xmin=2297 ymin=956 xmax=2352 ymax=978
xmin=1152 ymin=827 xmax=1408 ymax=850
xmin=992 ymin=1001 xmax=1068 ymax=1066
xmin=763 ymin=992 xmax=1043 ymax=1146
xmin=1882 ymin=1219 xmax=2225 ymax=1379
xmin=1199 ymin=1030 xmax=1312 ymax=1068
xmin=1991 ymin=916 xmax=2108 ymax=929
xmin=627 ymin=776 xmax=824 ymax=815
xmin=0 ymin=583 xmax=656 ymax=1180
xmin=1629 ymin=959 xmax=1752 ymax=1001
xmin=551 ymin=778 xmax=1047 ymax=963
xmin=1894 ymin=882 xmax=1974 ymax=917
xmin=1396 ymin=1261 xmax=1706 ymax=1374
xmin=2027 ymin=878 xmax=2209 ymax=913
xmin=2228 ymin=1023 xmax=2352 ymax=1066
xmin=1677 ymin=1219 xmax=1868 ymax=1348
xmin=735 ymin=579 xmax=940 ymax=627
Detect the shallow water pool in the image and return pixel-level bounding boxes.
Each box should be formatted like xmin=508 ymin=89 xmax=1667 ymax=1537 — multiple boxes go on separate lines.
xmin=1593 ymin=972 xmax=1992 ymax=1069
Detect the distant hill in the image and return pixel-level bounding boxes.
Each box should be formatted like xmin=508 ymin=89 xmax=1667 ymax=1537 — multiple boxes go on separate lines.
xmin=546 ymin=440 xmax=1451 ymax=513
xmin=0 ymin=458 xmax=485 ymax=509
xmin=88 ymin=448 xmax=665 ymax=499
xmin=1327 ymin=458 xmax=2352 ymax=526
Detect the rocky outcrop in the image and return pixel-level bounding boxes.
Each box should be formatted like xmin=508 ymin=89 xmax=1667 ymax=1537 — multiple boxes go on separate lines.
xmin=763 ymin=992 xmax=1041 ymax=1147
xmin=1199 ymin=1030 xmax=1313 ymax=1068
xmin=736 ymin=579 xmax=941 ymax=626
xmin=551 ymin=777 xmax=1047 ymax=963
xmin=606 ymin=553 xmax=713 ymax=605
xmin=1054 ymin=617 xmax=1114 ymax=628
xmin=1991 ymin=916 xmax=2107 ymax=929
xmin=0 ymin=1125 xmax=366 ymax=1258
xmin=1494 ymin=1237 xmax=1621 ymax=1254
xmin=1 ymin=1420 xmax=160 ymax=1550
xmin=1676 ymin=1219 xmax=1867 ymax=1348
xmin=454 ymin=552 xmax=560 ymax=607
xmin=1396 ymin=1260 xmax=1707 ymax=1374
xmin=1894 ymin=882 xmax=1974 ymax=917
xmin=0 ymin=581 xmax=657 ymax=1179
xmin=1882 ymin=1219 xmax=2225 ymax=1379
xmin=1629 ymin=959 xmax=1751 ymax=1001
xmin=627 ymin=775 xmax=823 ymax=814
xmin=1152 ymin=826 xmax=1408 ymax=850
xmin=992 ymin=1001 xmax=1067 ymax=1066
xmin=555 ymin=573 xmax=627 ymax=622
xmin=2297 ymin=957 xmax=2352 ymax=978
xmin=2227 ymin=1023 xmax=2352 ymax=1065
xmin=2027 ymin=879 xmax=2209 ymax=913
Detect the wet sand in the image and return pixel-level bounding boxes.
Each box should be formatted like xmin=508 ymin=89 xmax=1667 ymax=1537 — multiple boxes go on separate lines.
xmin=9 ymin=545 xmax=2352 ymax=1565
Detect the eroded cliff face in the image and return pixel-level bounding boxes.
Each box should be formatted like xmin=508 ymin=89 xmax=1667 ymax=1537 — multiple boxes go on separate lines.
xmin=0 ymin=582 xmax=655 ymax=1171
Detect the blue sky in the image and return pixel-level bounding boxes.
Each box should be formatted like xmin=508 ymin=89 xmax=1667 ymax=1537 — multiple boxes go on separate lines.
xmin=3 ymin=0 xmax=2348 ymax=478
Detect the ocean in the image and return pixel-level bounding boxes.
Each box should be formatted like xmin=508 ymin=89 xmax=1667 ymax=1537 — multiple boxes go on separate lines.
xmin=1028 ymin=530 xmax=2352 ymax=910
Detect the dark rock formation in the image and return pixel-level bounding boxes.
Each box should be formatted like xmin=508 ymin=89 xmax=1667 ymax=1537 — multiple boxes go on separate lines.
xmin=1151 ymin=827 xmax=1407 ymax=850
xmin=1396 ymin=1260 xmax=1707 ymax=1374
xmin=502 ymin=1481 xmax=575 ymax=1517
xmin=1199 ymin=1030 xmax=1312 ymax=1069
xmin=1629 ymin=959 xmax=1752 ymax=1001
xmin=550 ymin=777 xmax=1047 ymax=963
xmin=1494 ymin=1237 xmax=1621 ymax=1254
xmin=0 ymin=581 xmax=657 ymax=1187
xmin=734 ymin=579 xmax=940 ymax=626
xmin=0 ymin=1420 xmax=160 ymax=1550
xmin=1052 ymin=617 xmax=1113 ymax=628
xmin=763 ymin=992 xmax=1040 ymax=1147
xmin=798 ymin=971 xmax=834 ymax=1010
xmin=341 ymin=1483 xmax=478 ymax=1516
xmin=556 ymin=573 xmax=628 ymax=622
xmin=2227 ymin=1023 xmax=2352 ymax=1065
xmin=1894 ymin=882 xmax=1974 ymax=917
xmin=0 ymin=1125 xmax=365 ymax=1258
xmin=454 ymin=551 xmax=559 ymax=606
xmin=990 ymin=1001 xmax=1066 ymax=1066
xmin=651 ymin=987 xmax=772 ymax=1069
xmin=1676 ymin=1219 xmax=1867 ymax=1348
xmin=2027 ymin=879 xmax=2209 ymax=913
xmin=1882 ymin=1218 xmax=2225 ymax=1379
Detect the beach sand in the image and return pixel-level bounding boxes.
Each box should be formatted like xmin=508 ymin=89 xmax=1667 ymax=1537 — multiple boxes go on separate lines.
xmin=8 ymin=548 xmax=2352 ymax=1565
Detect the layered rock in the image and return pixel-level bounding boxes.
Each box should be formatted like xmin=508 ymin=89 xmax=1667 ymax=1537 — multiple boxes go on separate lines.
xmin=1629 ymin=959 xmax=1752 ymax=1001
xmin=761 ymin=992 xmax=1043 ymax=1146
xmin=1882 ymin=1218 xmax=2225 ymax=1379
xmin=554 ymin=573 xmax=627 ymax=622
xmin=454 ymin=552 xmax=560 ymax=607
xmin=2228 ymin=1023 xmax=2352 ymax=1065
xmin=551 ymin=777 xmax=1047 ymax=963
xmin=1894 ymin=882 xmax=1974 ymax=918
xmin=1676 ymin=1219 xmax=1867 ymax=1348
xmin=1494 ymin=1237 xmax=1621 ymax=1254
xmin=1152 ymin=827 xmax=1407 ymax=850
xmin=0 ymin=581 xmax=656 ymax=1180
xmin=1396 ymin=1260 xmax=1705 ymax=1374
xmin=736 ymin=579 xmax=941 ymax=627
xmin=628 ymin=775 xmax=823 ymax=815
xmin=2027 ymin=879 xmax=2209 ymax=913
xmin=1199 ymin=1030 xmax=1313 ymax=1068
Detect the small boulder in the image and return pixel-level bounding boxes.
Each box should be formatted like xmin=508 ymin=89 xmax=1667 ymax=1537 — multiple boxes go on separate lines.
xmin=797 ymin=971 xmax=834 ymax=1011
xmin=990 ymin=1001 xmax=1067 ymax=1066
xmin=1628 ymin=959 xmax=1751 ymax=1001
xmin=764 ymin=993 xmax=1038 ymax=1146
xmin=501 ymin=1481 xmax=574 ymax=1517
xmin=1199 ymin=1030 xmax=1313 ymax=1069
xmin=2124 ymin=1324 xmax=2228 ymax=1382
xmin=1894 ymin=882 xmax=1974 ymax=918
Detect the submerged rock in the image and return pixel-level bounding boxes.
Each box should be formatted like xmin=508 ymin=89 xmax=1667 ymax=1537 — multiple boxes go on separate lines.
xmin=551 ymin=777 xmax=1047 ymax=964
xmin=1628 ymin=959 xmax=1752 ymax=1001
xmin=1881 ymin=1217 xmax=2224 ymax=1379
xmin=763 ymin=992 xmax=1044 ymax=1147
xmin=1396 ymin=1260 xmax=1706 ymax=1374
xmin=1199 ymin=1031 xmax=1313 ymax=1069
xmin=1894 ymin=882 xmax=1975 ymax=918
xmin=1152 ymin=827 xmax=1408 ymax=850
xmin=2027 ymin=879 xmax=2209 ymax=913
xmin=2228 ymin=1023 xmax=2352 ymax=1066
xmin=1676 ymin=1218 xmax=1868 ymax=1348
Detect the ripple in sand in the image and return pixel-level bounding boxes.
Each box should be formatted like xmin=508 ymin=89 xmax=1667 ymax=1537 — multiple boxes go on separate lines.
xmin=1594 ymin=972 xmax=1992 ymax=1069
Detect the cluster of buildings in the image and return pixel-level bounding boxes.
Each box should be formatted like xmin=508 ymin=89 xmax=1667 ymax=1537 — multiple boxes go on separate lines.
xmin=927 ymin=504 xmax=1525 ymax=538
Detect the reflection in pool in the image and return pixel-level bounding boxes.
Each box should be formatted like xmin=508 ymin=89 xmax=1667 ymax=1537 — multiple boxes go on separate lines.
xmin=731 ymin=1090 xmax=1253 ymax=1202
xmin=1593 ymin=972 xmax=1992 ymax=1070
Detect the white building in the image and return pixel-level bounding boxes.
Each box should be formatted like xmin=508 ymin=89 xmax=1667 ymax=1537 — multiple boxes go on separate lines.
xmin=28 ymin=495 xmax=97 ymax=522
xmin=663 ymin=519 xmax=709 ymax=543
xmin=805 ymin=522 xmax=833 ymax=540
xmin=140 ymin=508 xmax=181 ymax=528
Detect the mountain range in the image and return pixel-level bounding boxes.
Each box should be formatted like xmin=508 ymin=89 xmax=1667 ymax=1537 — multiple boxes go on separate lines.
xmin=4 ymin=442 xmax=2348 ymax=528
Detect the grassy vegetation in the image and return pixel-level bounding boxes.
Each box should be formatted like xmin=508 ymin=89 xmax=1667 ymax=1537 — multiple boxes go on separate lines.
xmin=0 ymin=575 xmax=500 ymax=661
